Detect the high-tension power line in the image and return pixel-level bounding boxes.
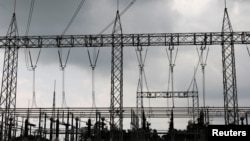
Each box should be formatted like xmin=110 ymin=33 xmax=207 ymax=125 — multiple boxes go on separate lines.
xmin=25 ymin=0 xmax=35 ymax=36
xmin=24 ymin=0 xmax=42 ymax=109
xmin=196 ymin=44 xmax=209 ymax=109
xmin=99 ymin=0 xmax=136 ymax=34
xmin=62 ymin=0 xmax=86 ymax=35
xmin=59 ymin=0 xmax=87 ymax=108
xmin=87 ymin=45 xmax=100 ymax=110
xmin=166 ymin=45 xmax=178 ymax=108
xmin=58 ymin=48 xmax=70 ymax=108
xmin=0 ymin=1 xmax=249 ymax=140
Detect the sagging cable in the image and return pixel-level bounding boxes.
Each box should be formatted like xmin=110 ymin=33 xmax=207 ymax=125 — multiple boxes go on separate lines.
xmin=165 ymin=45 xmax=179 ymax=108
xmin=62 ymin=0 xmax=86 ymax=35
xmin=87 ymin=45 xmax=101 ymax=117
xmin=246 ymin=45 xmax=250 ymax=58
xmin=58 ymin=48 xmax=71 ymax=108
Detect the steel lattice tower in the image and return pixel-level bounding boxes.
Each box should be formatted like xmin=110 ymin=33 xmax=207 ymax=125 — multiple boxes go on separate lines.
xmin=136 ymin=44 xmax=144 ymax=129
xmin=110 ymin=10 xmax=124 ymax=141
xmin=0 ymin=13 xmax=19 ymax=141
xmin=221 ymin=7 xmax=239 ymax=125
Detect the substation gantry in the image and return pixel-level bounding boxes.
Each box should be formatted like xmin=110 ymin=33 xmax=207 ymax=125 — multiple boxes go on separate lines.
xmin=0 ymin=7 xmax=250 ymax=141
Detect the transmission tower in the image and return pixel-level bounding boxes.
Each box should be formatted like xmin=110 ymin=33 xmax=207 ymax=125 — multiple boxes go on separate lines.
xmin=221 ymin=7 xmax=239 ymax=125
xmin=110 ymin=10 xmax=124 ymax=141
xmin=0 ymin=13 xmax=19 ymax=141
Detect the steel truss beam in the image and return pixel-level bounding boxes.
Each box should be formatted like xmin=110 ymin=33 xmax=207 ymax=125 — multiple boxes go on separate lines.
xmin=137 ymin=91 xmax=198 ymax=98
xmin=0 ymin=31 xmax=249 ymax=48
xmin=0 ymin=30 xmax=249 ymax=134
xmin=6 ymin=107 xmax=250 ymax=119
xmin=137 ymin=91 xmax=199 ymax=121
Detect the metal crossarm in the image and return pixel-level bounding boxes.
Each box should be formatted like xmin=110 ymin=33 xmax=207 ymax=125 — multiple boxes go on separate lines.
xmin=137 ymin=91 xmax=198 ymax=98
xmin=4 ymin=107 xmax=250 ymax=119
xmin=137 ymin=91 xmax=199 ymax=121
xmin=0 ymin=32 xmax=249 ymax=48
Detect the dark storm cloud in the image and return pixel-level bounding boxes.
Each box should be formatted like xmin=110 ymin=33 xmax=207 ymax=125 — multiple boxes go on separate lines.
xmin=1 ymin=1 xmax=250 ymax=130
xmin=13 ymin=0 xmax=180 ymax=71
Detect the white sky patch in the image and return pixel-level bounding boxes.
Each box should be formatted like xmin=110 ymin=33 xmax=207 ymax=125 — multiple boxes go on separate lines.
xmin=172 ymin=0 xmax=211 ymax=17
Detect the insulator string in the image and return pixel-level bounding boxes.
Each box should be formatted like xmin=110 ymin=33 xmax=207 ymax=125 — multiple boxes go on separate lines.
xmin=58 ymin=48 xmax=71 ymax=108
xmin=165 ymin=45 xmax=178 ymax=108
xmin=87 ymin=46 xmax=101 ymax=118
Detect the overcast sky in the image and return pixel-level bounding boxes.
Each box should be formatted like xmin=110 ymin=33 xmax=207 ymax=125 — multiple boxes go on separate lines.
xmin=0 ymin=0 xmax=250 ymax=130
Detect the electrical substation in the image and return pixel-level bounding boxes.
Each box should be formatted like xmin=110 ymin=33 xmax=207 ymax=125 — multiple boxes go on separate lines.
xmin=0 ymin=0 xmax=250 ymax=141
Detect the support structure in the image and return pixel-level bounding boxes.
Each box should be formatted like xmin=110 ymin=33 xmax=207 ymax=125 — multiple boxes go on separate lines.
xmin=1 ymin=32 xmax=250 ymax=48
xmin=0 ymin=7 xmax=248 ymax=139
xmin=4 ymin=106 xmax=250 ymax=119
xmin=135 ymin=39 xmax=148 ymax=128
xmin=0 ymin=31 xmax=248 ymax=129
xmin=110 ymin=10 xmax=124 ymax=141
xmin=137 ymin=91 xmax=199 ymax=119
xmin=221 ymin=8 xmax=239 ymax=125
xmin=0 ymin=13 xmax=19 ymax=141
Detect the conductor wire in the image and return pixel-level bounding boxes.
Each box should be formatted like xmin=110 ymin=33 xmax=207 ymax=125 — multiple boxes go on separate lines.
xmin=87 ymin=44 xmax=100 ymax=111
xmin=62 ymin=0 xmax=86 ymax=35
xmin=99 ymin=0 xmax=136 ymax=34
xmin=58 ymin=48 xmax=70 ymax=108
xmin=166 ymin=45 xmax=178 ymax=108
xmin=24 ymin=0 xmax=41 ymax=109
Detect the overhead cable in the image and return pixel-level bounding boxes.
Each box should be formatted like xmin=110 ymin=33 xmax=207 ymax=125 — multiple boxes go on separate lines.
xmin=59 ymin=0 xmax=87 ymax=107
xmin=24 ymin=0 xmax=42 ymax=109
xmin=246 ymin=45 xmax=250 ymax=58
xmin=187 ymin=44 xmax=209 ymax=91
xmin=165 ymin=45 xmax=178 ymax=108
xmin=87 ymin=45 xmax=100 ymax=112
xmin=26 ymin=0 xmax=35 ymax=36
xmin=62 ymin=0 xmax=86 ymax=35
xmin=58 ymin=48 xmax=70 ymax=108
xmin=99 ymin=0 xmax=136 ymax=34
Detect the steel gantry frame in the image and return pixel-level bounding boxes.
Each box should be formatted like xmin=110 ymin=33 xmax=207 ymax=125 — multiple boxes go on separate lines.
xmin=0 ymin=31 xmax=249 ymax=123
xmin=0 ymin=7 xmax=249 ymax=140
xmin=0 ymin=31 xmax=249 ymax=48
xmin=138 ymin=91 xmax=199 ymax=122
xmin=0 ymin=33 xmax=248 ymax=111
xmin=3 ymin=107 xmax=250 ymax=119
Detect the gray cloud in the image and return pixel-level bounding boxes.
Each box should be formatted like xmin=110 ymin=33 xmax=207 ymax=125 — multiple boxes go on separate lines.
xmin=0 ymin=0 xmax=249 ymax=130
